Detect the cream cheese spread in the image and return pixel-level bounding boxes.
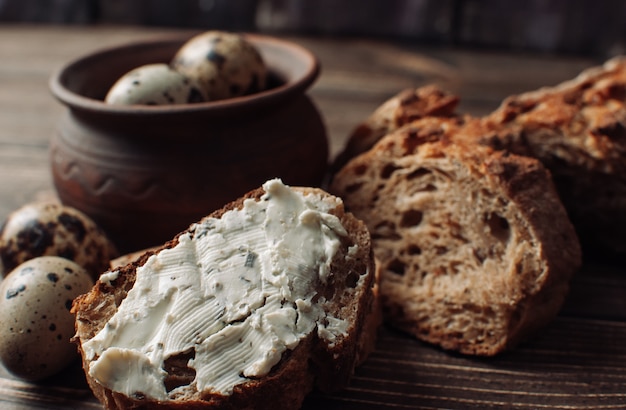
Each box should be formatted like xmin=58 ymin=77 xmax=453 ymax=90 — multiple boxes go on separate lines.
xmin=99 ymin=269 xmax=119 ymax=286
xmin=82 ymin=179 xmax=351 ymax=400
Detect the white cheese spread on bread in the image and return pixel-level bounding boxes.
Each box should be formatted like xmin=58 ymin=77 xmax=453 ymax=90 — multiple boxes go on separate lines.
xmin=81 ymin=179 xmax=351 ymax=400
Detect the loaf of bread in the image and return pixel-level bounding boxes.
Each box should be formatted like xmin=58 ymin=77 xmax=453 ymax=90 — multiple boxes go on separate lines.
xmin=330 ymin=126 xmax=581 ymax=355
xmin=72 ymin=179 xmax=377 ymax=410
xmin=480 ymin=56 xmax=626 ymax=256
xmin=335 ymin=57 xmax=626 ymax=257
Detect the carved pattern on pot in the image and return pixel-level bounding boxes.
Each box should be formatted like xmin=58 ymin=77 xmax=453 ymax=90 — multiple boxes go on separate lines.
xmin=50 ymin=142 xmax=175 ymax=202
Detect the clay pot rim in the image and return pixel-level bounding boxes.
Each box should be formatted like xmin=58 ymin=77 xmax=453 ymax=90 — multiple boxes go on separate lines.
xmin=49 ymin=32 xmax=320 ymax=117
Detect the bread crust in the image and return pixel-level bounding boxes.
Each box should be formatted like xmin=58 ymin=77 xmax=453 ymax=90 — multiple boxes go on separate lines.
xmin=330 ymin=125 xmax=581 ymax=355
xmin=331 ymin=85 xmax=459 ymax=173
xmin=481 ymin=56 xmax=626 ymax=255
xmin=72 ymin=185 xmax=378 ymax=409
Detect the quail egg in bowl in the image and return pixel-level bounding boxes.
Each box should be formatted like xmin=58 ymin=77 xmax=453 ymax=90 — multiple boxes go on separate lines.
xmin=172 ymin=30 xmax=268 ymax=101
xmin=105 ymin=63 xmax=208 ymax=105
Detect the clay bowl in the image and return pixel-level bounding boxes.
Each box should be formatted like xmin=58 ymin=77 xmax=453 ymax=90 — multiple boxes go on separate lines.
xmin=49 ymin=33 xmax=328 ymax=254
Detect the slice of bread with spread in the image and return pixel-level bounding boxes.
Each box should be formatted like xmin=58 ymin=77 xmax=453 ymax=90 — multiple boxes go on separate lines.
xmin=330 ymin=125 xmax=581 ymax=355
xmin=72 ymin=179 xmax=377 ymax=410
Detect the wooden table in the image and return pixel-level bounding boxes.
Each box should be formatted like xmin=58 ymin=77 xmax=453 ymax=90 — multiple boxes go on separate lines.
xmin=1 ymin=25 xmax=624 ymax=409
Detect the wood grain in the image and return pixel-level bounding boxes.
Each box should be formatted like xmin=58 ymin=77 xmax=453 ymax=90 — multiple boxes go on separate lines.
xmin=0 ymin=25 xmax=622 ymax=410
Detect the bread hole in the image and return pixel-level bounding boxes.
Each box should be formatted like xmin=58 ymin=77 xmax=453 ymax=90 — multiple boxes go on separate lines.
xmin=381 ymin=163 xmax=400 ymax=179
xmin=606 ymin=83 xmax=626 ymax=101
xmin=399 ymin=209 xmax=423 ymax=228
xmin=406 ymin=167 xmax=432 ymax=180
xmin=596 ymin=119 xmax=626 ymax=140
xmin=417 ymin=183 xmax=437 ymax=193
xmin=344 ymin=182 xmax=363 ymax=194
xmin=353 ymin=163 xmax=368 ymax=176
xmin=407 ymin=244 xmax=422 ymax=255
xmin=345 ymin=271 xmax=360 ymax=288
xmin=435 ymin=246 xmax=448 ymax=255
xmin=485 ymin=212 xmax=510 ymax=243
xmin=427 ymin=231 xmax=441 ymax=241
xmin=163 ymin=348 xmax=196 ymax=392
xmin=387 ymin=258 xmax=406 ymax=276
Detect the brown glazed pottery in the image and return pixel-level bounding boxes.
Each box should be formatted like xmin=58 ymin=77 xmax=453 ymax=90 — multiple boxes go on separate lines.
xmin=49 ymin=33 xmax=328 ymax=254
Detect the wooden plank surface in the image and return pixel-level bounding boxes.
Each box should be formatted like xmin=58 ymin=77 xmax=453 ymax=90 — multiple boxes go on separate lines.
xmin=1 ymin=25 xmax=624 ymax=409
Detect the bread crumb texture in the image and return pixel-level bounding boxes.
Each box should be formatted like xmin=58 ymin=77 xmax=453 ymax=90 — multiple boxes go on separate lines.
xmin=331 ymin=130 xmax=581 ymax=356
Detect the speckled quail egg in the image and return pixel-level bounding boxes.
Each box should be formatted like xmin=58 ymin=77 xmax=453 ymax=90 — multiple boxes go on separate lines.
xmin=171 ymin=31 xmax=267 ymax=101
xmin=105 ymin=63 xmax=208 ymax=105
xmin=0 ymin=201 xmax=118 ymax=280
xmin=0 ymin=256 xmax=94 ymax=381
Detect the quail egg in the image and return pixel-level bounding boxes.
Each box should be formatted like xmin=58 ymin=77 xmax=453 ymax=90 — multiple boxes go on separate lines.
xmin=105 ymin=63 xmax=208 ymax=105
xmin=0 ymin=256 xmax=94 ymax=381
xmin=0 ymin=201 xmax=118 ymax=280
xmin=171 ymin=31 xmax=267 ymax=101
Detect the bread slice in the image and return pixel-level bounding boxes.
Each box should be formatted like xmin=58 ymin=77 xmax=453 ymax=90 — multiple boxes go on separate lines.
xmin=71 ymin=179 xmax=377 ymax=410
xmin=480 ymin=56 xmax=626 ymax=256
xmin=330 ymin=126 xmax=581 ymax=355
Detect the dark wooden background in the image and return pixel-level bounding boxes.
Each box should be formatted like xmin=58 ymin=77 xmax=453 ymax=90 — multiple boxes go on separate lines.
xmin=1 ymin=0 xmax=625 ymax=57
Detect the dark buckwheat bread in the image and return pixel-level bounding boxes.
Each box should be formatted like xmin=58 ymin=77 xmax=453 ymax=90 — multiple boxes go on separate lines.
xmin=480 ymin=56 xmax=626 ymax=256
xmin=72 ymin=183 xmax=378 ymax=410
xmin=330 ymin=126 xmax=581 ymax=356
